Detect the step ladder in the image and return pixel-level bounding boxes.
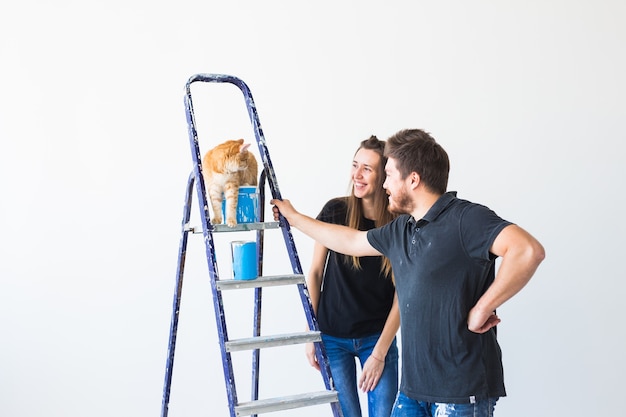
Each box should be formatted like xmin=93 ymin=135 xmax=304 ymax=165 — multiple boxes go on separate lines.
xmin=160 ymin=74 xmax=342 ymax=417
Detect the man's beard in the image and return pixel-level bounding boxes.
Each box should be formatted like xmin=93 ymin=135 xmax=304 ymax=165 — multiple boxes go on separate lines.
xmin=387 ymin=187 xmax=413 ymax=215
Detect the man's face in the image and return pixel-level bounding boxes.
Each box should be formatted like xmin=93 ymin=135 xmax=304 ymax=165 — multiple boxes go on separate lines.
xmin=383 ymin=158 xmax=413 ymax=214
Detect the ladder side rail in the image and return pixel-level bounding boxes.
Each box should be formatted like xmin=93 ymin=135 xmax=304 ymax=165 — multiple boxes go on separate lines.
xmin=250 ymin=169 xmax=268 ymax=414
xmin=232 ymin=78 xmax=341 ymax=417
xmin=229 ymin=76 xmax=304 ymax=275
xmin=160 ymin=171 xmax=195 ymax=417
xmin=184 ymin=81 xmax=239 ymax=417
xmin=251 ymin=288 xmax=261 ymax=413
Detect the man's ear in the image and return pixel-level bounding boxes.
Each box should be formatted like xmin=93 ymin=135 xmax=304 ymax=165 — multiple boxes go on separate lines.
xmin=409 ymin=172 xmax=420 ymax=189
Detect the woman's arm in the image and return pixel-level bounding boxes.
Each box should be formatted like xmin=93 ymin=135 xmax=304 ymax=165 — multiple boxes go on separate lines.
xmin=305 ymin=241 xmax=329 ymax=370
xmin=359 ymin=292 xmax=400 ymax=392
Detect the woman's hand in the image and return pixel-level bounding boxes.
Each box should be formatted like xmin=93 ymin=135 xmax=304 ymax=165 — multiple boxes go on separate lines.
xmin=358 ymin=354 xmax=385 ymax=392
xmin=305 ymin=342 xmax=320 ymax=371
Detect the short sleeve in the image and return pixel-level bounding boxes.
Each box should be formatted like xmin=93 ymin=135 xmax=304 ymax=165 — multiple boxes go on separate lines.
xmin=460 ymin=204 xmax=513 ymax=261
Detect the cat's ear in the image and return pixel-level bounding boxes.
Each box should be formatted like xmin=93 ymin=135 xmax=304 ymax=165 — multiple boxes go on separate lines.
xmin=239 ymin=142 xmax=251 ymax=153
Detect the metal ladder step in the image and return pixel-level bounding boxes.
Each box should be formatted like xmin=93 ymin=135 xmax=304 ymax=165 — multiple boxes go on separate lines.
xmin=225 ymin=331 xmax=321 ymax=352
xmin=184 ymin=221 xmax=280 ymax=234
xmin=216 ymin=274 xmax=305 ymax=290
xmin=234 ymin=390 xmax=339 ymax=416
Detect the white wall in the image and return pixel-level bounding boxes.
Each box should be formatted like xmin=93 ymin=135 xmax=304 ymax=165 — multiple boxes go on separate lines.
xmin=1 ymin=1 xmax=624 ymax=416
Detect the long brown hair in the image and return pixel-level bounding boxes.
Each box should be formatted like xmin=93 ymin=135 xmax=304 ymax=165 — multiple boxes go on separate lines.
xmin=345 ymin=135 xmax=396 ymax=279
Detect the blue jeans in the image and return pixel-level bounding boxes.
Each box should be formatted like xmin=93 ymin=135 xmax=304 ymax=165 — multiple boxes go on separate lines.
xmin=322 ymin=333 xmax=399 ymax=417
xmin=390 ymin=391 xmax=498 ymax=417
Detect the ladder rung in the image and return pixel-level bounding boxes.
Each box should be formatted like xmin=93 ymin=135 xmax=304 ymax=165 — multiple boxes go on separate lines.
xmin=184 ymin=221 xmax=280 ymax=233
xmin=217 ymin=274 xmax=305 ymax=290
xmin=225 ymin=331 xmax=321 ymax=352
xmin=235 ymin=390 xmax=339 ymax=416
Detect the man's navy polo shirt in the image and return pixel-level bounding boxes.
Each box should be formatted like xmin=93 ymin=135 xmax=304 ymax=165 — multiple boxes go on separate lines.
xmin=367 ymin=191 xmax=512 ymax=403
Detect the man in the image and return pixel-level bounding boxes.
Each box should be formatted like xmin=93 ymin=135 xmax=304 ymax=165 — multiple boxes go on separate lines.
xmin=271 ymin=129 xmax=545 ymax=417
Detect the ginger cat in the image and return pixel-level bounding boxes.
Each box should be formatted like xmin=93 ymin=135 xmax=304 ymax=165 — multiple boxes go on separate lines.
xmin=202 ymin=138 xmax=258 ymax=227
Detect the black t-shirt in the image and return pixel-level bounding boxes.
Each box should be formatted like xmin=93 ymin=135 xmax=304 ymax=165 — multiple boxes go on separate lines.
xmin=315 ymin=198 xmax=396 ymax=339
xmin=367 ymin=192 xmax=512 ymax=403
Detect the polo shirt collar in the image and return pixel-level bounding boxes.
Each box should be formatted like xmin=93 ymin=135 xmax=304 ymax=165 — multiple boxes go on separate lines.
xmin=407 ymin=191 xmax=458 ymax=227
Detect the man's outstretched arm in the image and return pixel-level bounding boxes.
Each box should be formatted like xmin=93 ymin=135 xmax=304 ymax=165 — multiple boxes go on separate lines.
xmin=271 ymin=199 xmax=381 ymax=257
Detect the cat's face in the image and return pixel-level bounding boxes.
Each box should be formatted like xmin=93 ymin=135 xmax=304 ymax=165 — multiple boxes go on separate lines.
xmin=223 ymin=142 xmax=251 ymax=173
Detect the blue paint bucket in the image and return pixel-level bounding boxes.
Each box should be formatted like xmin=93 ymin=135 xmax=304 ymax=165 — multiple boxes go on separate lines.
xmin=222 ymin=186 xmax=259 ymax=223
xmin=231 ymin=240 xmax=258 ymax=280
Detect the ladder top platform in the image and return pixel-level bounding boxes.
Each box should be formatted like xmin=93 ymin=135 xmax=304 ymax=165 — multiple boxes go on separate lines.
xmin=184 ymin=221 xmax=280 ymax=234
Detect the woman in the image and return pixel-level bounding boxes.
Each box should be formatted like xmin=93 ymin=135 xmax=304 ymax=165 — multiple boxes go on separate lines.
xmin=306 ymin=136 xmax=400 ymax=417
